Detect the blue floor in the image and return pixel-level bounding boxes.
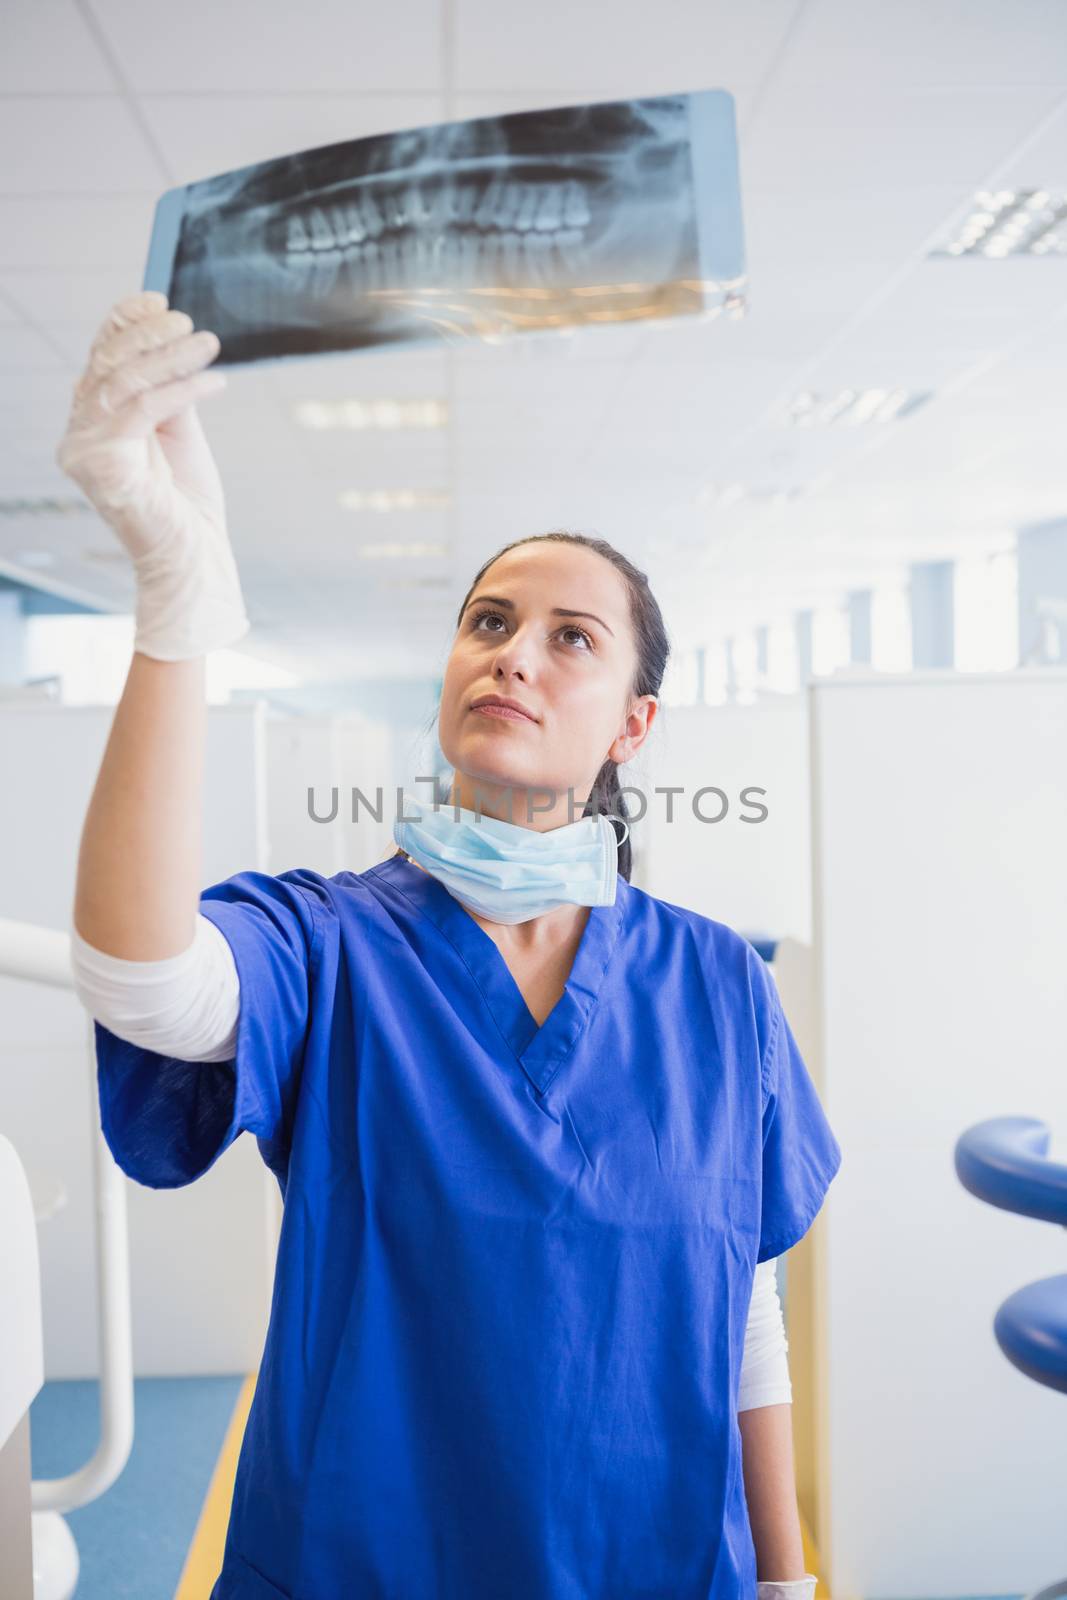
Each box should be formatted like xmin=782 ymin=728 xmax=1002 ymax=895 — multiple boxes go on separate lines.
xmin=29 ymin=1375 xmax=244 ymax=1600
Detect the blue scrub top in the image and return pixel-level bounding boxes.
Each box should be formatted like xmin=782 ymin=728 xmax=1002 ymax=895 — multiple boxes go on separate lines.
xmin=94 ymin=852 xmax=841 ymax=1599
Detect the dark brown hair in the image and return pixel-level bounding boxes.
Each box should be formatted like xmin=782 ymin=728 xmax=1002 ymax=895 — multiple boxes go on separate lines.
xmin=450 ymin=529 xmax=671 ymax=881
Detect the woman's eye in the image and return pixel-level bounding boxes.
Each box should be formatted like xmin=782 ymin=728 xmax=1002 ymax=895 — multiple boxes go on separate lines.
xmin=472 ymin=609 xmax=506 ymax=633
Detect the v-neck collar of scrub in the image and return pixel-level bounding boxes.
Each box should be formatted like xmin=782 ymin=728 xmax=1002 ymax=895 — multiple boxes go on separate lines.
xmin=369 ymin=852 xmax=628 ymax=1097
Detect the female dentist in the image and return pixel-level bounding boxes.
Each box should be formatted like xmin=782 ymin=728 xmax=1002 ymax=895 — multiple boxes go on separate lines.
xmin=60 ymin=291 xmax=839 ymax=1600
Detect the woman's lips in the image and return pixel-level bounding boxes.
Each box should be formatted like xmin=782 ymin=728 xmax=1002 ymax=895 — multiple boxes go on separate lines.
xmin=471 ymin=704 xmax=536 ymax=722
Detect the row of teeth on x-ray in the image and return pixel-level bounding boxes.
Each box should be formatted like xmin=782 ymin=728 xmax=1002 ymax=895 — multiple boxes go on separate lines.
xmin=280 ymin=176 xmax=594 ymax=296
xmin=287 ymin=177 xmax=593 ymax=247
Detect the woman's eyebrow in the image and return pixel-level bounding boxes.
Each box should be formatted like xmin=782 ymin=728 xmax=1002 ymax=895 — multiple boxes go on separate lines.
xmin=464 ymin=594 xmax=614 ymax=637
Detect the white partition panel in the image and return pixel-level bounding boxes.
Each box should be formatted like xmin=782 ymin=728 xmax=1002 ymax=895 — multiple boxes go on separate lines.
xmin=0 ymin=700 xmax=277 ymax=1376
xmin=811 ymin=670 xmax=1067 ymax=1597
xmin=266 ymin=709 xmax=408 ymax=878
xmin=637 ymin=697 xmax=811 ymax=942
xmin=267 ymin=712 xmax=352 ymax=878
xmin=335 ymin=710 xmax=408 ymax=871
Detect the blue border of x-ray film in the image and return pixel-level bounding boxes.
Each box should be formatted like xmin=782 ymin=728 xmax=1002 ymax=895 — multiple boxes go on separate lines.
xmin=143 ymin=187 xmax=187 ymax=295
xmin=688 ymin=89 xmax=746 ymax=291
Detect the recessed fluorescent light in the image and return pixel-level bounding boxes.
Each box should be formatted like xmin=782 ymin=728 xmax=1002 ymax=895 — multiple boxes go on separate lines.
xmin=295 ymin=399 xmax=448 ymax=430
xmin=15 ymin=549 xmax=56 ymax=567
xmin=358 ymin=540 xmax=449 ymax=559
xmin=930 ymin=189 xmax=1067 ymax=258
xmin=786 ymin=388 xmax=931 ymax=426
xmin=339 ymin=489 xmax=451 ymax=512
xmin=0 ymin=496 xmax=92 ymax=517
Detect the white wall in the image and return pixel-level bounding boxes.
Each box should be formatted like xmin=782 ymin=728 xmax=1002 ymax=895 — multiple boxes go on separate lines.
xmin=266 ymin=709 xmax=395 ymax=876
xmin=810 ymin=669 xmax=1067 ymax=1597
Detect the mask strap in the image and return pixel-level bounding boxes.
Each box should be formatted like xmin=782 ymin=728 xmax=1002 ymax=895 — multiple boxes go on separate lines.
xmin=605 ymin=812 xmax=630 ymax=848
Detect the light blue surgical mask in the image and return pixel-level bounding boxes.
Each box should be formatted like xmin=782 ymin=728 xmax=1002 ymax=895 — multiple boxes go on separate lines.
xmin=392 ymin=790 xmax=629 ymax=924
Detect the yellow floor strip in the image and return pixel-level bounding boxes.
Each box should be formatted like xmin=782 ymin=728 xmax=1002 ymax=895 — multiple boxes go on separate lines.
xmin=175 ymin=1372 xmax=828 ymax=1597
xmin=173 ymin=1373 xmax=257 ymax=1600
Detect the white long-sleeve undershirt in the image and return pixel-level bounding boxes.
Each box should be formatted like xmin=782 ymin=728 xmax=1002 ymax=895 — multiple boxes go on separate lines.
xmin=69 ymin=915 xmax=792 ymax=1410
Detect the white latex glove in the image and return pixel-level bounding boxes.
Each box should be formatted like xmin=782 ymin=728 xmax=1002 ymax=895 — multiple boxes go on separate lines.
xmin=757 ymin=1577 xmax=818 ymax=1599
xmin=55 ymin=289 xmax=251 ymax=660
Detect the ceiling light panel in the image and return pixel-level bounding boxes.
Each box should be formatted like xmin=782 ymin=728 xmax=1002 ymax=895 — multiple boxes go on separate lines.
xmin=338 ymin=489 xmax=451 ymax=512
xmin=785 ymin=388 xmax=933 ymax=426
xmin=930 ymin=189 xmax=1067 ymax=258
xmin=294 ymin=398 xmax=448 ymax=430
xmin=0 ymin=495 xmax=93 ymax=517
xmin=358 ymin=540 xmax=449 ymax=560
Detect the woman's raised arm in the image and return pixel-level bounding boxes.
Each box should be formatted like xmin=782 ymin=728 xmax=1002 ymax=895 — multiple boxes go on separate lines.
xmin=56 ymin=290 xmax=249 ymax=959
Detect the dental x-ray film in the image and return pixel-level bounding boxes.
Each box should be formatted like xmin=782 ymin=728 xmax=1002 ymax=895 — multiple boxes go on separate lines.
xmin=143 ymin=89 xmax=746 ymax=365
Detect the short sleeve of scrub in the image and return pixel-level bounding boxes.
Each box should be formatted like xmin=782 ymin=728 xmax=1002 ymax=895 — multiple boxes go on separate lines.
xmin=756 ymin=975 xmax=842 ymax=1263
xmin=93 ymin=869 xmax=326 ymax=1193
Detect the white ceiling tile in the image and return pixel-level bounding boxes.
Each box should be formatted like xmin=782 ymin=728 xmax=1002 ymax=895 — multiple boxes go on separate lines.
xmin=779 ymin=0 xmax=1067 ymax=89
xmin=139 ymin=94 xmax=444 ymax=186
xmin=714 ymin=184 xmax=988 ymax=399
xmin=454 ymin=0 xmax=801 ymax=94
xmin=0 ymin=194 xmax=157 ymax=269
xmin=0 ymin=326 xmax=68 ymax=373
xmin=0 ymin=268 xmax=143 ymax=337
xmin=695 ymin=296 xmax=846 ymax=364
xmin=0 ymin=1 xmax=114 ymax=92
xmin=263 ymin=345 xmax=448 ymax=399
xmin=291 ymin=429 xmax=450 ymax=483
xmin=0 ymin=97 xmax=163 ymax=192
xmin=91 ymin=0 xmax=442 ymax=92
xmin=42 ymin=320 xmax=125 ymax=367
xmin=742 ymin=185 xmax=966 ymax=289
xmin=5 ymin=440 xmax=71 ymax=481
xmin=454 ymin=351 xmax=638 ymax=403
xmin=795 ymin=338 xmax=983 ymax=397
xmin=0 ymin=372 xmax=78 ymax=426
xmin=738 ymin=254 xmax=924 ymax=375
xmin=989 ymin=92 xmax=1067 ymax=188
xmin=812 ymin=255 xmax=1067 ymax=389
xmin=704 ymin=418 xmax=890 ymax=491
xmin=742 ymin=85 xmax=1066 ymax=190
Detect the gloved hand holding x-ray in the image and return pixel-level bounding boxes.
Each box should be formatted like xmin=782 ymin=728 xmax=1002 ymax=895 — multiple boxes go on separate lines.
xmin=144 ymin=89 xmax=747 ymax=365
xmin=55 ymin=292 xmax=250 ymax=661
